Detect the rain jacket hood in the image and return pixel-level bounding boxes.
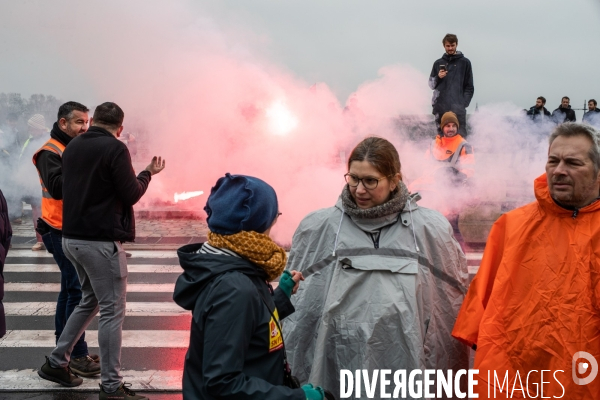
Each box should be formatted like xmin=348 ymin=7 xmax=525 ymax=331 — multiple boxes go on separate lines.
xmin=452 ymin=174 xmax=600 ymax=399
xmin=285 ymin=193 xmax=469 ymax=399
xmin=174 ymin=243 xmax=304 ymax=400
xmin=173 ymin=242 xmax=266 ymax=310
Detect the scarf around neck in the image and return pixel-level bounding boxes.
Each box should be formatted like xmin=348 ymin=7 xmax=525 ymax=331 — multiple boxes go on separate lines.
xmin=207 ymin=231 xmax=287 ymax=281
xmin=341 ymin=180 xmax=410 ymax=219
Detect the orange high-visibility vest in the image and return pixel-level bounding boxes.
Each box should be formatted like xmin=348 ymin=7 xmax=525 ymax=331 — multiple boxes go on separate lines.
xmin=32 ymin=138 xmax=66 ymax=230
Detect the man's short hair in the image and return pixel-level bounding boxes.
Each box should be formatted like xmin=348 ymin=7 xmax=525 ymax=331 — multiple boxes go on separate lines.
xmin=590 ymin=99 xmax=597 ymax=107
xmin=93 ymin=102 xmax=124 ymax=130
xmin=537 ymin=96 xmax=546 ymax=105
xmin=562 ymin=96 xmax=570 ymax=102
xmin=57 ymin=101 xmax=89 ymax=121
xmin=549 ymin=123 xmax=600 ymax=174
xmin=442 ymin=34 xmax=458 ymax=45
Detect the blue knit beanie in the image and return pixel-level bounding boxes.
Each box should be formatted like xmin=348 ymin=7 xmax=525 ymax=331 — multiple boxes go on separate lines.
xmin=204 ymin=173 xmax=279 ymax=235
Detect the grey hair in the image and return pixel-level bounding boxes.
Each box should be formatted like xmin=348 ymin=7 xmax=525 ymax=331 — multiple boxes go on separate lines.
xmin=549 ymin=122 xmax=600 ymax=174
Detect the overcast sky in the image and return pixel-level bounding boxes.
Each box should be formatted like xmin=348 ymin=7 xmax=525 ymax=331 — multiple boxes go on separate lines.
xmin=1 ymin=0 xmax=599 ymax=118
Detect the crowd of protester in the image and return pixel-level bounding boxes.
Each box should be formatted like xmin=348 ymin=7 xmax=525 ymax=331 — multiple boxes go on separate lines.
xmin=1 ymin=33 xmax=599 ymax=400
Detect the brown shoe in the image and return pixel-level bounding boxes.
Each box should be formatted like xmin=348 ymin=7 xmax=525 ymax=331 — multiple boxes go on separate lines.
xmin=69 ymin=355 xmax=101 ymax=377
xmin=37 ymin=356 xmax=83 ymax=387
xmin=99 ymin=382 xmax=148 ymax=399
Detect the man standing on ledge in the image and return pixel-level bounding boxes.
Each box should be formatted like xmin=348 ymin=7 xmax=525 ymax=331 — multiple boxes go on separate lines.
xmin=583 ymin=99 xmax=600 ymax=126
xmin=429 ymin=33 xmax=474 ymax=137
xmin=452 ymin=122 xmax=600 ymax=398
xmin=38 ymin=102 xmax=165 ymax=400
xmin=552 ymin=96 xmax=577 ymax=124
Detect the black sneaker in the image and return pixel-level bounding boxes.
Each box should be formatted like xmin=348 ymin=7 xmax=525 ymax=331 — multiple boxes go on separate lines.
xmin=69 ymin=355 xmax=101 ymax=377
xmin=99 ymin=382 xmax=148 ymax=400
xmin=37 ymin=356 xmax=83 ymax=387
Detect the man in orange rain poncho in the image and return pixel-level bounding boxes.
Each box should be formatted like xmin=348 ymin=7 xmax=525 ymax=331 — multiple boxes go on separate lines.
xmin=452 ymin=122 xmax=600 ymax=399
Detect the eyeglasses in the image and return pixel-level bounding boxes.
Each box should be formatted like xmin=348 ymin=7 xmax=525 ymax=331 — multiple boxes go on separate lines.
xmin=277 ymin=212 xmax=282 ymax=217
xmin=344 ymin=173 xmax=388 ymax=190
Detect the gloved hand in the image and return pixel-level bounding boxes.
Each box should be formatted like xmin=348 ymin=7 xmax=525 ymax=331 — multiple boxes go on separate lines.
xmin=278 ymin=270 xmax=295 ymax=298
xmin=301 ymin=383 xmax=325 ymax=400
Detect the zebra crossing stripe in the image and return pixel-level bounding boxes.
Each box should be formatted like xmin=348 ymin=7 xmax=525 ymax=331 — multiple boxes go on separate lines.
xmin=6 ymin=249 xmax=180 ymax=258
xmin=466 ymin=253 xmax=483 ymax=260
xmin=4 ymin=302 xmax=188 ymax=316
xmin=4 ymin=283 xmax=175 ymax=292
xmin=468 ymin=265 xmax=480 ymax=274
xmin=0 ymin=330 xmax=189 ymax=348
xmin=0 ymin=369 xmax=182 ymax=391
xmin=4 ymin=264 xmax=182 ymax=273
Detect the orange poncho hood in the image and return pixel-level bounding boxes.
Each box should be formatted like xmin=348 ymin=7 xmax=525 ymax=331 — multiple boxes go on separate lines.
xmin=452 ymin=174 xmax=600 ymax=399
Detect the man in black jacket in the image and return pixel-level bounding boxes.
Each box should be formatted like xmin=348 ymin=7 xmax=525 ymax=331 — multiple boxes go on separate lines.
xmin=38 ymin=102 xmax=165 ymax=400
xmin=429 ymin=33 xmax=474 ymax=137
xmin=552 ymin=96 xmax=577 ymax=124
xmin=32 ymin=102 xmax=100 ymax=377
xmin=526 ymin=96 xmax=552 ymax=122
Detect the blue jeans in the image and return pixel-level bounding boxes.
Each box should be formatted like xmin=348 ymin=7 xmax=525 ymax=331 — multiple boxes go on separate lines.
xmin=42 ymin=231 xmax=88 ymax=358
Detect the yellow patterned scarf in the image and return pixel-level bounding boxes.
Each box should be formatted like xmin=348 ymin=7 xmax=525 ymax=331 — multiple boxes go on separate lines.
xmin=208 ymin=231 xmax=287 ymax=281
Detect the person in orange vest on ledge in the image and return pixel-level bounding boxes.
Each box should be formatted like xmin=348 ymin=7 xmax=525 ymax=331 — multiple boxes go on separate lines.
xmin=426 ymin=111 xmax=474 ymax=185
xmin=32 ymin=102 xmax=101 ymax=377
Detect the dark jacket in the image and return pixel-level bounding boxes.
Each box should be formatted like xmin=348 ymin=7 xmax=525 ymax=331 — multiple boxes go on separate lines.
xmin=173 ymin=243 xmax=305 ymax=400
xmin=34 ymin=123 xmax=73 ymax=201
xmin=429 ymin=51 xmax=474 ymax=115
xmin=552 ymin=105 xmax=576 ymax=123
xmin=583 ymin=108 xmax=600 ymax=125
xmin=526 ymin=105 xmax=552 ymax=122
xmin=62 ymin=126 xmax=151 ymax=242
xmin=0 ymin=188 xmax=12 ymax=338
xmin=33 ymin=124 xmax=73 ymax=234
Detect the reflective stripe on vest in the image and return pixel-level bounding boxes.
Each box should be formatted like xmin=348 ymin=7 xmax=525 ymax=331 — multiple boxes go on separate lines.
xmin=430 ymin=138 xmax=467 ymax=169
xmin=32 ymin=138 xmax=66 ymax=230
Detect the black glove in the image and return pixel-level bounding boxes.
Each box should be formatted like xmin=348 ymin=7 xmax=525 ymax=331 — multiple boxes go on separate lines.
xmin=35 ymin=218 xmax=51 ymax=236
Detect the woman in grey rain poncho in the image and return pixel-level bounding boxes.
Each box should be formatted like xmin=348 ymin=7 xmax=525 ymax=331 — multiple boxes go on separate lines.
xmin=284 ymin=137 xmax=469 ymax=398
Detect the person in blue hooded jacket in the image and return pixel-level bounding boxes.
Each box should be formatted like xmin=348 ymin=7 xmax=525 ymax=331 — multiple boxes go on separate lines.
xmin=173 ymin=173 xmax=328 ymax=400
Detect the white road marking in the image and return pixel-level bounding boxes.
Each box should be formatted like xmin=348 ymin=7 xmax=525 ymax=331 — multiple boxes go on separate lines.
xmin=4 ymin=302 xmax=189 ymax=317
xmin=7 ymin=249 xmax=179 ymax=259
xmin=4 ymin=264 xmax=181 ymax=273
xmin=468 ymin=265 xmax=479 ymax=274
xmin=4 ymin=283 xmax=175 ymax=293
xmin=0 ymin=330 xmax=190 ymax=348
xmin=0 ymin=369 xmax=182 ymax=391
xmin=466 ymin=253 xmax=483 ymax=260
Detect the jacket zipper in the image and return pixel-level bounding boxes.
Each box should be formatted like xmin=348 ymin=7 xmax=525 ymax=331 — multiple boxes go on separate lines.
xmin=369 ymin=232 xmax=380 ymax=249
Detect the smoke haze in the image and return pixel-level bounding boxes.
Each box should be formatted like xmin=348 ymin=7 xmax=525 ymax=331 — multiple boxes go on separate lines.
xmin=0 ymin=1 xmax=566 ymax=244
